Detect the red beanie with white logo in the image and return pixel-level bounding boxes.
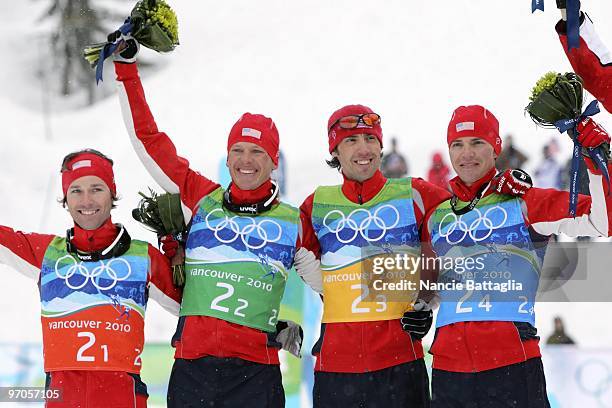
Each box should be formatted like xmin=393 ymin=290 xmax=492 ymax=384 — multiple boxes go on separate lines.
xmin=447 ymin=105 xmax=502 ymax=155
xmin=61 ymin=152 xmax=116 ymax=196
xmin=327 ymin=104 xmax=383 ymax=153
xmin=227 ymin=113 xmax=280 ymax=165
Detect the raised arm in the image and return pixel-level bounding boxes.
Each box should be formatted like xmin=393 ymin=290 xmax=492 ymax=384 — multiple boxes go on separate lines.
xmin=0 ymin=226 xmax=54 ymax=280
xmin=556 ymin=12 xmax=612 ymax=113
xmin=114 ymin=61 xmax=220 ymax=224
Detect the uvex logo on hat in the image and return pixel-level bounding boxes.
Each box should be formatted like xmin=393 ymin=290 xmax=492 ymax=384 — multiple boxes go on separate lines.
xmin=241 ymin=128 xmax=262 ymax=139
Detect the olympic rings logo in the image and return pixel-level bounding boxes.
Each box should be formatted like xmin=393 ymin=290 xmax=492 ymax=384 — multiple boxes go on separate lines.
xmin=575 ymin=360 xmax=612 ymax=407
xmin=438 ymin=206 xmax=508 ymax=245
xmin=54 ymin=255 xmax=131 ymax=291
xmin=205 ymin=208 xmax=282 ymax=250
xmin=322 ymin=204 xmax=400 ymax=244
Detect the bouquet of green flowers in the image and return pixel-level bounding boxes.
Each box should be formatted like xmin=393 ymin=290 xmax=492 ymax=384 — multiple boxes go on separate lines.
xmin=526 ymin=71 xmax=584 ymax=128
xmin=83 ymin=0 xmax=179 ymax=82
xmin=132 ymin=188 xmax=187 ymax=287
xmin=526 ymin=71 xmax=609 ymax=216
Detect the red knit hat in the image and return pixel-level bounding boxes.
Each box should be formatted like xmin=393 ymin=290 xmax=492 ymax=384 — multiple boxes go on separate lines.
xmin=327 ymin=104 xmax=383 ymax=153
xmin=447 ymin=105 xmax=502 ymax=155
xmin=227 ymin=113 xmax=280 ymax=165
xmin=61 ymin=152 xmax=116 ymax=196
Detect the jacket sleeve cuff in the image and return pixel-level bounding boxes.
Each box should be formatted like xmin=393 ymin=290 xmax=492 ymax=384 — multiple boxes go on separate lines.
xmin=555 ymin=11 xmax=586 ymax=35
xmin=114 ymin=61 xmax=139 ymax=81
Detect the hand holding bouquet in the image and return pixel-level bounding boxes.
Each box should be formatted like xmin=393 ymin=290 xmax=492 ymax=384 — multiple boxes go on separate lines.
xmin=132 ymin=188 xmax=187 ymax=287
xmin=526 ymin=71 xmax=610 ymax=216
xmin=83 ymin=0 xmax=179 ymax=83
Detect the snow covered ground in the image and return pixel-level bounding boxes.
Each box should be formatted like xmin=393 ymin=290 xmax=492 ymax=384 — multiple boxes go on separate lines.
xmin=1 ymin=0 xmax=612 ymax=352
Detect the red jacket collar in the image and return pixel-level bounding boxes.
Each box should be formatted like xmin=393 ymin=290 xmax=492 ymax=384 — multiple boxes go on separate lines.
xmin=449 ymin=168 xmax=497 ymax=202
xmin=71 ymin=217 xmax=118 ymax=252
xmin=341 ymin=170 xmax=387 ymax=204
xmin=229 ymin=179 xmax=276 ymax=205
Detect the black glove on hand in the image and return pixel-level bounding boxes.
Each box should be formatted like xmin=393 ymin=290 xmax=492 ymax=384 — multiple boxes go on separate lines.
xmin=514 ymin=322 xmax=539 ymax=341
xmin=110 ymin=32 xmax=140 ymax=63
xmin=556 ymin=0 xmax=581 ymax=22
xmin=275 ymin=320 xmax=304 ymax=358
xmin=401 ymin=308 xmax=433 ymax=340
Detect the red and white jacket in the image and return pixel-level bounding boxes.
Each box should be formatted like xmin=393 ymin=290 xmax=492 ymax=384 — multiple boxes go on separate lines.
xmin=115 ymin=62 xmax=321 ymax=365
xmin=0 ymin=218 xmax=181 ymax=310
xmin=557 ymin=12 xmax=612 ymax=113
xmin=424 ymin=164 xmax=612 ymax=373
xmin=300 ymin=170 xmax=451 ymax=373
xmin=0 ymin=218 xmax=180 ymax=407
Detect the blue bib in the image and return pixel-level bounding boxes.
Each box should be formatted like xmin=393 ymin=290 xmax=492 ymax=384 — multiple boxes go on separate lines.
xmin=429 ymin=196 xmax=542 ymax=327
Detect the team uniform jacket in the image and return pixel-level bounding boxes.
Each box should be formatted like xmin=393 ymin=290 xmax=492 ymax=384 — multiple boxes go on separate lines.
xmin=424 ymin=165 xmax=612 ymax=373
xmin=556 ymin=12 xmax=612 ymax=113
xmin=115 ymin=62 xmax=320 ymax=365
xmin=0 ymin=218 xmax=181 ymax=407
xmin=300 ymin=170 xmax=451 ymax=373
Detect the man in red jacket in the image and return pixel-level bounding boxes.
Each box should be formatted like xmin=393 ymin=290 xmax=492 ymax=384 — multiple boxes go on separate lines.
xmin=425 ymin=105 xmax=612 ymax=407
xmin=555 ymin=0 xmax=611 ymax=113
xmin=298 ymin=104 xmax=451 ymax=407
xmin=0 ymin=149 xmax=182 ymax=407
xmin=114 ymin=39 xmax=313 ymax=408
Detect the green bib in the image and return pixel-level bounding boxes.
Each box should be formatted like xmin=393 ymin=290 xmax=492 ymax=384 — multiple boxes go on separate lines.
xmin=180 ymin=188 xmax=299 ymax=332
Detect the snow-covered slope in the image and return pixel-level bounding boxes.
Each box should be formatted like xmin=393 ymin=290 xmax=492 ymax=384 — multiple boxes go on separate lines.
xmin=0 ymin=0 xmax=611 ymax=345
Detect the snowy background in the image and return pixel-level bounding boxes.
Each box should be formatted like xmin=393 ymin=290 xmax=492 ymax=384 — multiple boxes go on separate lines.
xmin=1 ymin=0 xmax=612 ymax=365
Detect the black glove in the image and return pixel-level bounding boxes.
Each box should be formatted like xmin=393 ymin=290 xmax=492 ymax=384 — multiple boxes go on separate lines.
xmin=556 ymin=0 xmax=581 ymax=22
xmin=109 ymin=32 xmax=140 ymax=63
xmin=275 ymin=320 xmax=304 ymax=358
xmin=555 ymin=0 xmax=581 ymax=9
xmin=514 ymin=322 xmax=539 ymax=341
xmin=401 ymin=308 xmax=433 ymax=340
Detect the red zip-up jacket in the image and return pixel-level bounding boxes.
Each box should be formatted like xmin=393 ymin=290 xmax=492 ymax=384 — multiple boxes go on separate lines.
xmin=0 ymin=218 xmax=181 ymax=311
xmin=0 ymin=218 xmax=182 ymax=406
xmin=299 ymin=170 xmax=451 ymax=373
xmin=424 ymin=165 xmax=612 ymax=373
xmin=556 ymin=12 xmax=612 ymax=113
xmin=114 ymin=62 xmax=321 ymax=365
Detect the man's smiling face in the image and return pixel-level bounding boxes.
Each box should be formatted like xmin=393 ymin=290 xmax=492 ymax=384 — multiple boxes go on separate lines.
xmin=333 ymin=133 xmax=382 ymax=182
xmin=449 ymin=136 xmax=497 ymax=186
xmin=227 ymin=141 xmax=276 ymax=190
xmin=65 ymin=175 xmax=113 ymax=230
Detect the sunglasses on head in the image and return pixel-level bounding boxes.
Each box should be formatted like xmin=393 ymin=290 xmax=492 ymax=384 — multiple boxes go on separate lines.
xmin=328 ymin=113 xmax=381 ymax=133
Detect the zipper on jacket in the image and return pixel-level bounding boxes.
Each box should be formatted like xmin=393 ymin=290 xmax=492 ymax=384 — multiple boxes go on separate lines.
xmin=361 ymin=323 xmax=367 ymax=372
xmin=358 ymin=194 xmax=363 ymax=204
xmin=215 ymin=317 xmax=221 ymax=356
xmin=464 ymin=322 xmax=477 ymax=372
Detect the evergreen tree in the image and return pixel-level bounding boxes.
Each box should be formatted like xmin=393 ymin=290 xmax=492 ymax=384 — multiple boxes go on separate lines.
xmin=39 ymin=0 xmax=125 ymax=105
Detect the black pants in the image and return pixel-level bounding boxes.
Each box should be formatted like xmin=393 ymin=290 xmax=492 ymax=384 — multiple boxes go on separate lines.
xmin=313 ymin=359 xmax=431 ymax=408
xmin=431 ymin=358 xmax=551 ymax=408
xmin=167 ymin=356 xmax=285 ymax=408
